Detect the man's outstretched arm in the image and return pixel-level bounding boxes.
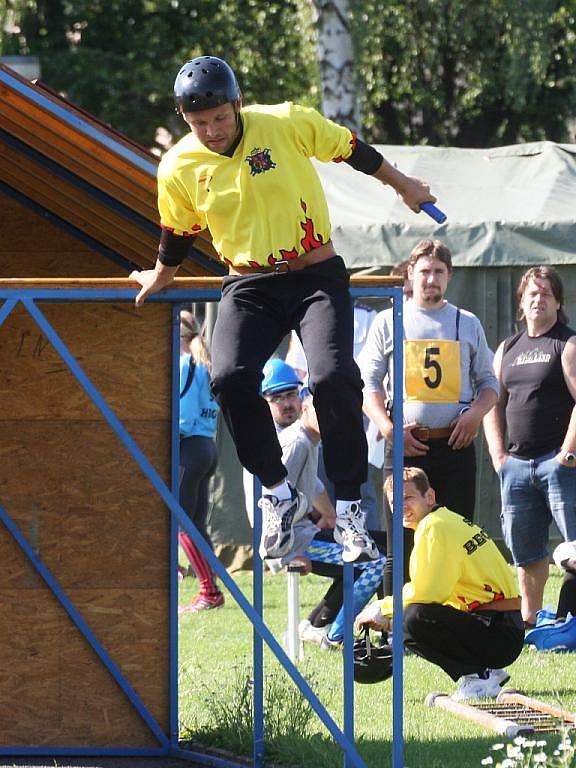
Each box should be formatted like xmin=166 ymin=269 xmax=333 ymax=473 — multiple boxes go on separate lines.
xmin=343 ymin=137 xmax=437 ymax=213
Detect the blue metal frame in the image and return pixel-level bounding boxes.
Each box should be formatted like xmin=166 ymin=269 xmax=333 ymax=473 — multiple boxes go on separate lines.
xmin=170 ymin=305 xmax=182 ymax=749
xmin=392 ymin=290 xmax=405 ymax=768
xmin=252 ymin=477 xmax=265 ymax=768
xmin=0 ymin=283 xmax=404 ymax=768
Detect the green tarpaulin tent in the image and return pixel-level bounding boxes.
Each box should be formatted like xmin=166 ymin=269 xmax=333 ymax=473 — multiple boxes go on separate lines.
xmin=208 ymin=141 xmax=576 ymax=568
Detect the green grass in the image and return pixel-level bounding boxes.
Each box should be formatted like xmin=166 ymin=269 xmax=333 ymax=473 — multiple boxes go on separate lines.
xmin=177 ymin=566 xmax=576 ymax=767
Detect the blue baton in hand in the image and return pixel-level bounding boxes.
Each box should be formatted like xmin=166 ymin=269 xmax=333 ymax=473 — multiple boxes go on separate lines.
xmin=420 ymin=202 xmax=447 ymax=224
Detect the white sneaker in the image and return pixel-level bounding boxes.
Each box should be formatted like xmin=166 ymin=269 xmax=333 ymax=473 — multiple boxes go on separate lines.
xmin=299 ymin=619 xmax=332 ymax=646
xmin=320 ymin=634 xmax=342 ymax=652
xmin=451 ymin=668 xmax=510 ymax=701
xmin=553 ymin=541 xmax=576 ymax=572
xmin=258 ymin=485 xmax=308 ymax=559
xmin=334 ymin=502 xmax=379 ymax=563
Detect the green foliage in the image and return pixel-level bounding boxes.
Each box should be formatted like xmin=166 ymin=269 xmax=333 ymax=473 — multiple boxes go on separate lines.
xmin=349 ymin=0 xmax=576 ymax=146
xmin=1 ymin=0 xmax=319 ymax=146
xmin=184 ymin=662 xmax=324 ymax=761
xmin=2 ymin=0 xmax=576 ymax=148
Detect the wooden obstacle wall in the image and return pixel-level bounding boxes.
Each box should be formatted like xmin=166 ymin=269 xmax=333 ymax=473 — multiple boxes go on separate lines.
xmin=0 ymin=299 xmax=172 ymax=747
xmin=0 ymin=218 xmax=174 ymax=747
xmin=0 ymin=192 xmax=128 ymax=278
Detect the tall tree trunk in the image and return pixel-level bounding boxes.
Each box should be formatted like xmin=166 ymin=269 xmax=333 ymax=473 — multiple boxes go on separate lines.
xmin=310 ymin=0 xmax=362 ymax=135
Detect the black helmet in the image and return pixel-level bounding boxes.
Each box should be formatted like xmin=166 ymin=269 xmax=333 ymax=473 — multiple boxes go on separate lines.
xmin=174 ymin=56 xmax=241 ymax=113
xmin=353 ymin=630 xmax=393 ymax=685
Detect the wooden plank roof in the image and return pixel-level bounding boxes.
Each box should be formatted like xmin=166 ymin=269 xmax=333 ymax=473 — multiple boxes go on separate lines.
xmin=0 ymin=63 xmax=224 ymax=276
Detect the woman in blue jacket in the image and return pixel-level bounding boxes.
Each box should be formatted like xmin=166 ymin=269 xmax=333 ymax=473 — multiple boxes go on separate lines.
xmin=179 ymin=311 xmax=223 ymax=612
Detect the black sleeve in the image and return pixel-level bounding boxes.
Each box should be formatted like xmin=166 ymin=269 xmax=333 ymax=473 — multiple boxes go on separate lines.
xmin=344 ymin=138 xmax=384 ymax=175
xmin=157 ymin=227 xmax=195 ymax=267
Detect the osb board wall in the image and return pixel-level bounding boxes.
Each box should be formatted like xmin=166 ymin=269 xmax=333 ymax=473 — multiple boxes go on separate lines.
xmin=0 ymin=192 xmax=128 ymax=278
xmin=0 ymin=300 xmax=173 ymax=746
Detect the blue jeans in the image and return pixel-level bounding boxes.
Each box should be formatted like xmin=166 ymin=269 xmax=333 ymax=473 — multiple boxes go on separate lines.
xmin=499 ymin=451 xmax=576 ymax=566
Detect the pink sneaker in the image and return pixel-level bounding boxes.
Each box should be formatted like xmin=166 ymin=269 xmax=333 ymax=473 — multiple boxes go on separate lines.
xmin=179 ymin=592 xmax=225 ymax=614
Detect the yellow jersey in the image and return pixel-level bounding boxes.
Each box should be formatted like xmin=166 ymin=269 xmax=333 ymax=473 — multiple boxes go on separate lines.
xmin=157 ymin=102 xmax=355 ymax=268
xmin=379 ymin=507 xmax=519 ymax=617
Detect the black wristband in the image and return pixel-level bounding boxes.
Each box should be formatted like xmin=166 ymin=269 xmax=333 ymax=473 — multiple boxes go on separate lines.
xmin=344 ymin=138 xmax=383 ymax=175
xmin=158 ymin=227 xmax=195 ymax=267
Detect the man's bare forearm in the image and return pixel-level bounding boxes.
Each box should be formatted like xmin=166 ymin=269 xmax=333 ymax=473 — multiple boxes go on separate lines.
xmin=363 ymin=391 xmax=393 ymax=440
xmin=483 ymin=403 xmax=507 ymax=465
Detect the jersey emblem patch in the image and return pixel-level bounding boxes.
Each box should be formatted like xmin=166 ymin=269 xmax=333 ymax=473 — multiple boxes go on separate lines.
xmin=245 ymin=147 xmax=277 ymax=176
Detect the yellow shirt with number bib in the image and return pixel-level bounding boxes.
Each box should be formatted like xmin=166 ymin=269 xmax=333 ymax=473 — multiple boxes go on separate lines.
xmin=358 ymin=302 xmax=499 ymax=429
xmin=157 ymin=102 xmax=355 ymax=268
xmin=404 ymin=339 xmax=462 ymax=403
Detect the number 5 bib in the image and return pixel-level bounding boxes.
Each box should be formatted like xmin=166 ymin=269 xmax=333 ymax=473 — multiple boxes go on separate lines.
xmin=404 ymin=339 xmax=461 ymax=403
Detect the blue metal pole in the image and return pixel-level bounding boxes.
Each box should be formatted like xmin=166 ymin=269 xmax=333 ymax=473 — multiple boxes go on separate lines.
xmin=252 ymin=477 xmax=265 ymax=767
xmin=170 ymin=304 xmax=181 ymax=749
xmin=20 ymin=296 xmax=364 ymax=765
xmin=171 ymin=745 xmax=247 ymax=767
xmin=391 ymin=286 xmax=405 ymax=768
xmin=21 ymin=297 xmax=357 ymax=756
xmin=342 ymin=561 xmax=355 ymax=768
xmin=0 ymin=288 xmax=223 ymax=302
xmin=0 ymin=747 xmax=170 ymax=757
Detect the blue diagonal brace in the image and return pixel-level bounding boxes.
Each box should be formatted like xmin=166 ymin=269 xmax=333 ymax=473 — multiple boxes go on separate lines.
xmin=0 ymin=501 xmax=169 ymax=748
xmin=0 ymin=747 xmax=169 ymax=757
xmin=20 ymin=298 xmax=367 ymax=768
xmin=0 ymin=298 xmax=18 ymax=327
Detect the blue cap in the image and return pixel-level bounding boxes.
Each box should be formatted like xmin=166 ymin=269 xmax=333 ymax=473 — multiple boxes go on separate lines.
xmin=261 ymin=358 xmax=302 ymax=395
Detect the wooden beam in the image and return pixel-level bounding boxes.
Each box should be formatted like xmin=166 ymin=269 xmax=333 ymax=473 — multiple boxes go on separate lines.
xmin=498 ymin=690 xmax=576 ymax=724
xmin=425 ymin=692 xmax=531 ymax=737
xmin=0 ymin=275 xmax=402 ymax=291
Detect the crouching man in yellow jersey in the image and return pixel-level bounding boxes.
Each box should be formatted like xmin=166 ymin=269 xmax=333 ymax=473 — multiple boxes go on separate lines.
xmin=356 ymin=467 xmax=524 ymax=700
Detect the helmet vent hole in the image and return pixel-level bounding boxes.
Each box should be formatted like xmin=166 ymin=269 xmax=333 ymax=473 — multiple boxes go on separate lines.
xmin=202 ymin=68 xmax=209 ymax=74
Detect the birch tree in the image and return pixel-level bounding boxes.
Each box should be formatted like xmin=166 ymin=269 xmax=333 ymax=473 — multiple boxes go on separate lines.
xmin=310 ymin=0 xmax=362 ymax=132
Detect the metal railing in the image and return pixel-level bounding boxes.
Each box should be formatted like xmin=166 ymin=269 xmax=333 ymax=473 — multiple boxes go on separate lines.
xmin=0 ymin=276 xmax=404 ymax=768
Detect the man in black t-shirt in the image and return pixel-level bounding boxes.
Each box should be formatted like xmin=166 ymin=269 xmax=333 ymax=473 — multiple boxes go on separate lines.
xmin=484 ymin=266 xmax=576 ymax=628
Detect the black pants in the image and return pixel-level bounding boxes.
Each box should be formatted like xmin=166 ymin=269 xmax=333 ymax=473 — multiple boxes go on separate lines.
xmin=406 ymin=438 xmax=477 ymax=519
xmin=179 ymin=436 xmax=219 ymax=591
xmin=179 ymin=436 xmax=218 ymax=542
xmin=211 ymin=256 xmax=367 ymax=499
xmin=382 ymin=439 xmax=477 ymax=594
xmin=403 ymin=603 xmax=525 ymax=681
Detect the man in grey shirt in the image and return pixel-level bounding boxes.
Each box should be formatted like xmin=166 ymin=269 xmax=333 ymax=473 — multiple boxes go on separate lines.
xmin=358 ymin=239 xmax=498 ymax=591
xmin=274 ymin=387 xmax=386 ymax=649
xmin=243 ymin=359 xmax=333 ymax=537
